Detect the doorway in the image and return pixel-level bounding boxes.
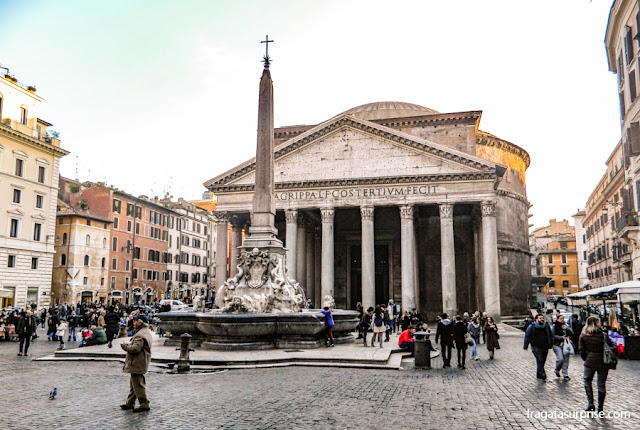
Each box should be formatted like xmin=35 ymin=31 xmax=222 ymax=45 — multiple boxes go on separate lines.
xmin=349 ymin=244 xmax=390 ymax=307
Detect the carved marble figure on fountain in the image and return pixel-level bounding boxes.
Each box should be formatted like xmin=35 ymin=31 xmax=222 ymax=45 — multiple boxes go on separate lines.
xmin=323 ymin=295 xmax=336 ymax=310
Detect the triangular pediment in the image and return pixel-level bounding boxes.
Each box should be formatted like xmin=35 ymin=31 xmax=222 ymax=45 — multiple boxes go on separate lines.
xmin=205 ymin=114 xmax=500 ymax=190
xmin=7 ymin=208 xmax=25 ymax=216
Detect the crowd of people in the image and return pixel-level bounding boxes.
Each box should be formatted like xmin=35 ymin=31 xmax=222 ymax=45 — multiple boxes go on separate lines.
xmin=352 ymin=301 xmax=501 ymax=369
xmin=1 ymin=301 xmax=159 ymax=356
xmin=523 ymin=310 xmax=619 ymax=414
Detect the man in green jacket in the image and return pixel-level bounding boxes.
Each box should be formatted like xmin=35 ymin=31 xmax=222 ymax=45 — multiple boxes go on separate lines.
xmin=120 ymin=314 xmax=153 ymax=412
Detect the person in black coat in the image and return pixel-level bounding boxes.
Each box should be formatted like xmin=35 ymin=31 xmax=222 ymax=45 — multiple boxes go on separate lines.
xmin=436 ymin=313 xmax=455 ymax=368
xmin=453 ymin=316 xmax=469 ymax=369
xmin=523 ymin=314 xmax=554 ymax=380
xmin=16 ymin=311 xmax=36 ymax=356
xmin=570 ymin=314 xmax=582 ymax=350
xmin=105 ymin=306 xmax=120 ymax=348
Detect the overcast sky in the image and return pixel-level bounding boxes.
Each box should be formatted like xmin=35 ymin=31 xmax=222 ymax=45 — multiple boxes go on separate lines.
xmin=0 ymin=0 xmax=620 ymax=229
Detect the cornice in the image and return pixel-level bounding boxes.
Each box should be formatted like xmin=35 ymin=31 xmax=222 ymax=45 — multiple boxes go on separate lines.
xmin=476 ymin=130 xmax=530 ymax=169
xmin=0 ymin=123 xmax=69 ymax=157
xmin=208 ymin=172 xmax=496 ymax=194
xmin=496 ymin=189 xmax=529 ymax=205
xmin=372 ymin=111 xmax=481 ymax=128
xmin=205 ymin=116 xmax=496 ymax=188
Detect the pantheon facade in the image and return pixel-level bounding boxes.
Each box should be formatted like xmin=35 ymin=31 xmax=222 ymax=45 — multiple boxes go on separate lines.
xmin=205 ymin=102 xmax=531 ymax=320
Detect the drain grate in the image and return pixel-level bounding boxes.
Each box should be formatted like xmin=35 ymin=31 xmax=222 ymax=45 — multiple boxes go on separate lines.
xmin=283 ymin=349 xmax=303 ymax=353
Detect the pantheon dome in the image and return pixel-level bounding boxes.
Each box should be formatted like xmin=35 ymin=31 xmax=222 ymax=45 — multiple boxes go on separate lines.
xmin=340 ymin=101 xmax=440 ymax=121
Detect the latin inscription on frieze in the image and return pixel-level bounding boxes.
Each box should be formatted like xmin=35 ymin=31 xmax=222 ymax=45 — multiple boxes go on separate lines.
xmin=275 ymin=185 xmax=440 ymax=201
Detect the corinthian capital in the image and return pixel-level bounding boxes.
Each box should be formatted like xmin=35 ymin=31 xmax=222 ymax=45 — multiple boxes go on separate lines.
xmin=360 ymin=205 xmax=374 ymax=221
xmin=439 ymin=203 xmax=453 ymax=219
xmin=213 ymin=211 xmax=229 ymax=224
xmin=399 ymin=204 xmax=414 ymax=219
xmin=321 ymin=208 xmax=334 ymax=223
xmin=285 ymin=209 xmax=298 ymax=224
xmin=481 ymin=201 xmax=496 ymax=217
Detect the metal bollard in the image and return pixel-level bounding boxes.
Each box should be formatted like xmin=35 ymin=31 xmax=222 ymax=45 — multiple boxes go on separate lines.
xmin=176 ymin=333 xmax=194 ymax=373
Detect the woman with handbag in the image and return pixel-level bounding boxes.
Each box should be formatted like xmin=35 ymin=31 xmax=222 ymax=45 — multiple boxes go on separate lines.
xmin=453 ymin=316 xmax=469 ymax=369
xmin=484 ymin=316 xmax=500 ymax=359
xmin=467 ymin=317 xmax=481 ymax=361
xmin=552 ymin=315 xmax=573 ymax=380
xmin=579 ymin=317 xmax=616 ymax=413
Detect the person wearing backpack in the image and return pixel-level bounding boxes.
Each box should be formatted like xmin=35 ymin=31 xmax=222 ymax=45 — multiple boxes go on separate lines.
xmin=371 ymin=306 xmax=385 ymax=348
xmin=579 ymin=317 xmax=616 ymax=413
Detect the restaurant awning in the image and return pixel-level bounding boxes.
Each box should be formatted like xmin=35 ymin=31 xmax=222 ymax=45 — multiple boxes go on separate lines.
xmin=0 ymin=290 xmax=14 ymax=298
xmin=567 ymin=281 xmax=640 ymax=305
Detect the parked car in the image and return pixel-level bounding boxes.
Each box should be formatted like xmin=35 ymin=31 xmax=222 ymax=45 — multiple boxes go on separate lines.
xmin=158 ymin=299 xmax=189 ymax=311
xmin=131 ymin=304 xmax=155 ymax=314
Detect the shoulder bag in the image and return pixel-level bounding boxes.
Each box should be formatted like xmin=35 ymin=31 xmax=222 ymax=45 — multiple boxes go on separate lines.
xmin=603 ymin=333 xmax=618 ymax=370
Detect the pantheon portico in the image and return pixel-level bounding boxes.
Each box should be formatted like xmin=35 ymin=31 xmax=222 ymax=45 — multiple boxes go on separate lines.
xmin=206 ymin=102 xmax=531 ymax=320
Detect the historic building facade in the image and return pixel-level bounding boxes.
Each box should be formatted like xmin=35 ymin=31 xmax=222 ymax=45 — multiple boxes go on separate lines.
xmin=0 ymin=71 xmax=68 ymax=309
xmin=206 ymin=102 xmax=531 ymax=319
xmin=162 ymin=198 xmax=215 ymax=301
xmin=606 ymin=1 xmax=640 ymax=284
xmin=530 ymin=219 xmax=579 ymax=296
xmin=51 ymin=201 xmax=111 ymax=304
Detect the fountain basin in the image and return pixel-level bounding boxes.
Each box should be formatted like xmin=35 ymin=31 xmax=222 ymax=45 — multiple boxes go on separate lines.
xmin=158 ymin=309 xmax=360 ymax=350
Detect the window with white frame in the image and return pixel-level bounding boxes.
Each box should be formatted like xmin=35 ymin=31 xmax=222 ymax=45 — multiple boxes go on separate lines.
xmin=12 ymin=188 xmax=21 ymax=204
xmin=37 ymin=165 xmax=46 ymax=183
xmin=35 ymin=194 xmax=44 ymax=209
xmin=33 ymin=223 xmax=42 ymax=241
xmin=7 ymin=255 xmax=16 ymax=268
xmin=15 ymin=158 xmax=24 ymax=177
xmin=9 ymin=219 xmax=19 ymax=238
xmin=20 ymin=106 xmax=27 ymax=125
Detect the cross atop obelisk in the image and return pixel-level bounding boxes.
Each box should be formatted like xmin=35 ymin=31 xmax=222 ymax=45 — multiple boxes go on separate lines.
xmin=261 ymin=35 xmax=273 ymax=68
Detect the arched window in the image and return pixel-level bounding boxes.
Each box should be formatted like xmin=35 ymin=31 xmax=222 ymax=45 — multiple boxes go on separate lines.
xmin=84 ymin=255 xmax=89 ymax=266
xmin=62 ymin=233 xmax=68 ymax=245
xmin=61 ymin=254 xmax=67 ymax=265
xmin=101 ymin=257 xmax=106 ymax=268
xmin=85 ymin=234 xmax=91 ymax=246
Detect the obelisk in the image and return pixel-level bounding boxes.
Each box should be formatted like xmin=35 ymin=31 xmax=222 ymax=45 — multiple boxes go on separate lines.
xmin=243 ymin=39 xmax=282 ymax=249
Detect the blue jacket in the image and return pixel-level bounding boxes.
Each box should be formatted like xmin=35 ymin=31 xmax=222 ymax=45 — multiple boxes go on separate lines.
xmin=320 ymin=310 xmax=334 ymax=327
xmin=523 ymin=322 xmax=553 ymax=350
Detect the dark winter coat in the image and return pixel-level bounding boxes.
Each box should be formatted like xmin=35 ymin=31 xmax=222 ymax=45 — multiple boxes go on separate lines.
xmin=579 ymin=330 xmax=614 ymax=369
xmin=467 ymin=322 xmax=481 ymax=340
xmin=104 ymin=311 xmax=120 ymax=333
xmin=453 ymin=321 xmax=469 ymax=350
xmin=484 ymin=323 xmax=500 ymax=351
xmin=16 ymin=315 xmax=36 ymax=338
xmin=436 ymin=319 xmax=454 ymax=345
xmin=524 ymin=322 xmax=553 ymax=350
xmin=552 ymin=321 xmax=573 ymax=347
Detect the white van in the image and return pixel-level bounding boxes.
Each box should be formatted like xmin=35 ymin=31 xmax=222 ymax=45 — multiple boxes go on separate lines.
xmin=159 ymin=299 xmax=189 ymax=311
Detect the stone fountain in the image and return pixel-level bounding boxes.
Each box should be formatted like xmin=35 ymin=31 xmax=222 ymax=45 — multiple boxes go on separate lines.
xmin=159 ymin=43 xmax=359 ymax=350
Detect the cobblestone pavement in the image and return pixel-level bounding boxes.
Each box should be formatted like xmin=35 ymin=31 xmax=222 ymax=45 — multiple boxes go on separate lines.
xmin=1 ymin=326 xmax=639 ymax=429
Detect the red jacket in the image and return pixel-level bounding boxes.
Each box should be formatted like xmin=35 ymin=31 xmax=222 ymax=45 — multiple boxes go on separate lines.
xmin=398 ymin=329 xmax=414 ymax=346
